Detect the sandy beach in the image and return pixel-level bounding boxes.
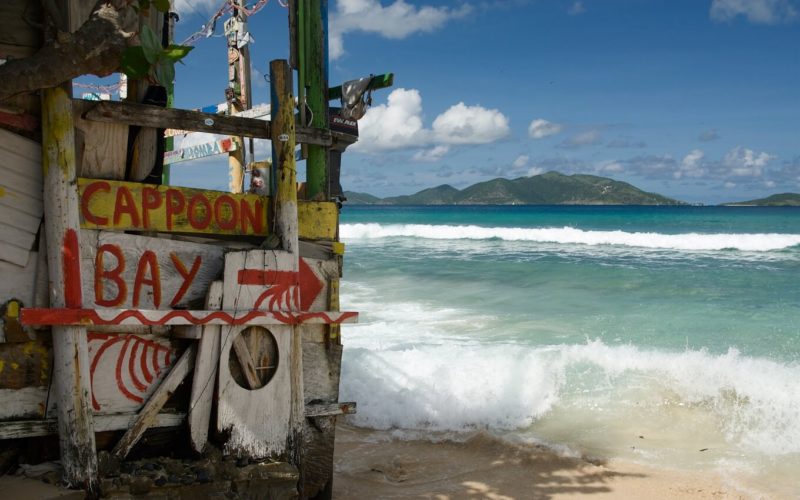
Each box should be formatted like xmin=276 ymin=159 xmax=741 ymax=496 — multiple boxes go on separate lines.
xmin=332 ymin=424 xmax=771 ymax=500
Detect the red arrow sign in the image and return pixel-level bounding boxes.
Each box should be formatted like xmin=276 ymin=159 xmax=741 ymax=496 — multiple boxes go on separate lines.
xmin=237 ymin=258 xmax=323 ymax=311
xmin=298 ymin=258 xmax=324 ymax=311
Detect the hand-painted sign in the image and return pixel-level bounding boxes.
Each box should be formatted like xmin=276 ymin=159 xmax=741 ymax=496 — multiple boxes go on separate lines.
xmin=79 ymin=178 xmax=268 ymax=236
xmin=88 ymin=332 xmax=175 ymax=412
xmin=81 ymin=230 xmax=224 ymax=310
xmin=164 ymin=137 xmax=237 ymax=165
xmin=78 ymin=178 xmax=338 ymax=240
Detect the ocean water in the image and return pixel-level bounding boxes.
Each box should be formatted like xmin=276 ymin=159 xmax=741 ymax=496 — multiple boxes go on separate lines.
xmin=336 ymin=205 xmax=800 ymax=496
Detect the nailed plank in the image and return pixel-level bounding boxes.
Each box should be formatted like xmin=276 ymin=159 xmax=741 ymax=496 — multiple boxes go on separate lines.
xmin=83 ymin=100 xmax=272 ymax=139
xmin=164 ymin=137 xmax=237 ymax=164
xmin=86 ymin=332 xmax=177 ymax=413
xmin=0 ymin=412 xmax=185 ymax=440
xmin=21 ymin=308 xmax=358 ymax=326
xmin=80 ymin=230 xmax=225 ymax=310
xmin=189 ymin=281 xmax=223 ymax=453
xmin=232 ymin=334 xmax=262 ymax=390
xmin=78 ymin=178 xmax=269 ymax=237
xmin=112 ymin=344 xmax=196 ymax=458
xmin=81 ymin=99 xmax=329 ymax=145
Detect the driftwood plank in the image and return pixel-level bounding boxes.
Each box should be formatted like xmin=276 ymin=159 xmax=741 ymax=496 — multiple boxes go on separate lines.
xmin=112 ymin=344 xmax=196 ymax=459
xmin=304 ymin=402 xmax=356 ymax=417
xmin=80 ymin=99 xmax=331 ymax=146
xmin=0 ymin=412 xmax=185 ymax=440
xmin=188 ymin=281 xmax=223 ymax=453
xmin=83 ymin=100 xmax=271 ymax=139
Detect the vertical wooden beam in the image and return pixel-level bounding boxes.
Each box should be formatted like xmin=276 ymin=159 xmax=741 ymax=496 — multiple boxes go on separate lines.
xmin=304 ymin=0 xmax=329 ymax=200
xmin=270 ymin=60 xmax=299 ymax=255
xmin=270 ymin=59 xmax=304 ymax=466
xmin=226 ymin=2 xmax=253 ymax=194
xmin=41 ymin=86 xmax=99 ymax=493
xmin=188 ymin=281 xmax=223 ymax=453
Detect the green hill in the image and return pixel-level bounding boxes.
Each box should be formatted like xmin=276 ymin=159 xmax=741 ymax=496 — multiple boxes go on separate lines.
xmin=722 ymin=193 xmax=800 ymax=206
xmin=342 ymin=191 xmax=382 ymax=204
xmin=344 ymin=172 xmax=684 ymax=205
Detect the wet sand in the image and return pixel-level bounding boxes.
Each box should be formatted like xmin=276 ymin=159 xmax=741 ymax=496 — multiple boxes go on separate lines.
xmin=332 ymin=425 xmax=757 ymax=499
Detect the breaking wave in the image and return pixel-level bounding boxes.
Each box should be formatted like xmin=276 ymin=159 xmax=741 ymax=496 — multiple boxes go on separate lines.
xmin=340 ymin=223 xmax=800 ymax=252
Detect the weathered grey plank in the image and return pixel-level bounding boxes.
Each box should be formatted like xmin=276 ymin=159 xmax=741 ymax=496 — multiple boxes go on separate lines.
xmin=112 ymin=344 xmax=196 ymax=458
xmin=0 ymin=412 xmax=185 ymax=440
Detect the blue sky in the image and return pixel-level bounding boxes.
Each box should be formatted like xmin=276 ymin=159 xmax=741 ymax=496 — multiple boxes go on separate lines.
xmin=157 ymin=0 xmax=800 ymax=204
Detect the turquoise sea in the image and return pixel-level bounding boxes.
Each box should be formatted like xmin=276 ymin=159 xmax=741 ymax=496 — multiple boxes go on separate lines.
xmin=337 ymin=205 xmax=800 ymax=496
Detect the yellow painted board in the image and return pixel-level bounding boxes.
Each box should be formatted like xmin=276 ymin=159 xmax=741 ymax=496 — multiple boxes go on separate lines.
xmin=78 ymin=178 xmax=337 ymax=240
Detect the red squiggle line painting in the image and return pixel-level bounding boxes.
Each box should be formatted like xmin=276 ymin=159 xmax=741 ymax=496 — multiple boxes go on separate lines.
xmin=88 ymin=333 xmax=173 ymax=411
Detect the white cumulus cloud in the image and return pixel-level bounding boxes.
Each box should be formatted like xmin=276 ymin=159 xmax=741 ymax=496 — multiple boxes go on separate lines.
xmin=412 ymin=145 xmax=450 ymax=162
xmin=432 ymin=102 xmax=510 ymax=145
xmin=723 ymin=146 xmax=774 ymax=177
xmin=353 ymin=88 xmax=510 ymax=154
xmin=351 ymin=88 xmax=426 ymax=152
xmin=675 ymin=149 xmax=706 ymax=179
xmin=710 ymin=0 xmax=797 ymax=24
xmin=512 ymin=155 xmax=530 ymax=168
xmin=330 ymin=0 xmax=472 ymax=59
xmin=528 ymin=119 xmax=563 ymax=139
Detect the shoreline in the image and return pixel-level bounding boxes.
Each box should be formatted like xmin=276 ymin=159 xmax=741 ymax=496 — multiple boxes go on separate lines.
xmin=332 ymin=424 xmax=774 ymax=499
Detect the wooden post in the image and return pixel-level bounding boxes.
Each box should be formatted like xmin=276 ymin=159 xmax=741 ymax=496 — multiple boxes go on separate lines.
xmin=270 ymin=60 xmax=299 ymax=255
xmin=40 ymin=86 xmax=99 ymax=493
xmin=300 ymin=0 xmax=329 ymax=200
xmin=226 ymin=1 xmax=253 ymax=194
xmin=270 ymin=59 xmax=304 ymax=465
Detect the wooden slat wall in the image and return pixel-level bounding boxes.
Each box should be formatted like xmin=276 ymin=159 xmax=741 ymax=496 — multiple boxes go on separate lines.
xmin=0 ymin=0 xmax=42 ymax=59
xmin=0 ymin=128 xmax=42 ymax=267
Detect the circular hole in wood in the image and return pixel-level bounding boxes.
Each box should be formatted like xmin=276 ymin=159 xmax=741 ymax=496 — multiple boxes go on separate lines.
xmin=228 ymin=327 xmax=278 ymax=390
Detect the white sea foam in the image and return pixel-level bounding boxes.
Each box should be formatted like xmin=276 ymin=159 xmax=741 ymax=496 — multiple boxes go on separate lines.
xmin=341 ymin=337 xmax=800 ymax=457
xmin=339 ymin=282 xmax=800 ymax=459
xmin=340 ymin=223 xmax=800 ymax=252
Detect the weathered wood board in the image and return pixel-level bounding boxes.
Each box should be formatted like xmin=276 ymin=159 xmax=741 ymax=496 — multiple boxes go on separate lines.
xmin=0 ymin=128 xmax=43 ymax=267
xmin=78 ymin=178 xmax=338 ymax=240
xmin=79 ymin=178 xmax=269 ymax=237
xmin=188 ymin=281 xmax=223 ymax=453
xmin=80 ymin=230 xmax=224 ymax=310
xmin=164 ymin=137 xmax=237 ymax=165
xmin=217 ymin=250 xmax=296 ymax=459
xmin=87 ymin=332 xmax=177 ymax=413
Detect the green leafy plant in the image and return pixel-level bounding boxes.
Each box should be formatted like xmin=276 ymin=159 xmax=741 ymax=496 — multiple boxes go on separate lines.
xmin=120 ymin=24 xmax=193 ymax=87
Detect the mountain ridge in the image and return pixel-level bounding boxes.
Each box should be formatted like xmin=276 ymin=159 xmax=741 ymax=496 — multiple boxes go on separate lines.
xmin=345 ymin=171 xmax=685 ymax=205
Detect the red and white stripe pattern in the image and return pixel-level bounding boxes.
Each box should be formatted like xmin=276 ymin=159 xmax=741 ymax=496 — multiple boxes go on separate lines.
xmin=21 ymin=307 xmax=357 ymax=327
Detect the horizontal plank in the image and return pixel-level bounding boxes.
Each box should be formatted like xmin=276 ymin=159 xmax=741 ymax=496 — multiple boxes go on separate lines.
xmin=0 ymin=185 xmax=43 ymax=219
xmin=82 ymin=100 xmax=272 ymax=139
xmin=78 ymin=177 xmax=338 ymax=240
xmin=1 ymin=168 xmax=43 ymax=201
xmin=0 ymin=412 xmax=185 ymax=440
xmin=0 ymin=220 xmax=36 ymax=252
xmin=21 ymin=308 xmax=358 ymax=327
xmin=0 ymin=127 xmax=41 ymax=159
xmin=0 ymin=240 xmax=32 ymax=267
xmin=0 ymin=143 xmax=42 ymax=178
xmin=0 ymin=202 xmax=41 ymax=233
xmin=304 ymin=402 xmax=356 ymax=417
xmin=79 ymin=100 xmax=328 ymax=146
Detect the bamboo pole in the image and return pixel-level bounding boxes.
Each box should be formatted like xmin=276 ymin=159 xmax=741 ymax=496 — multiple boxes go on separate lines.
xmin=40 ymin=86 xmax=99 ymax=494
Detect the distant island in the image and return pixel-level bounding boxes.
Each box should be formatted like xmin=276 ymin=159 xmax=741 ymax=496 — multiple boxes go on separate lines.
xmin=345 ymin=171 xmax=685 ymax=205
xmin=722 ymin=193 xmax=800 ymax=207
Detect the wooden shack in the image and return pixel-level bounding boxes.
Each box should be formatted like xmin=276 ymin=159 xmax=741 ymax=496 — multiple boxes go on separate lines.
xmin=0 ymin=1 xmax=388 ymax=497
